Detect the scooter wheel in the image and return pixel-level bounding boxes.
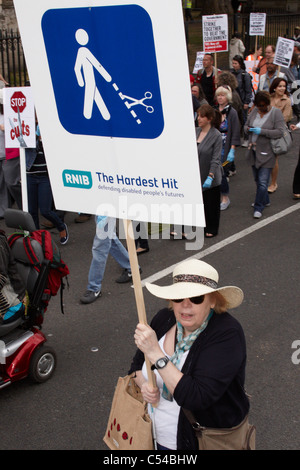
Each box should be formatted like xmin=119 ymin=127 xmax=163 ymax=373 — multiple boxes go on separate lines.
xmin=29 ymin=345 xmax=57 ymax=383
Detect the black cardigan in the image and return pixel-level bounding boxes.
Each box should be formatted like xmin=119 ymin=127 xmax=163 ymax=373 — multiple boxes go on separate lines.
xmin=129 ymin=308 xmax=250 ymax=450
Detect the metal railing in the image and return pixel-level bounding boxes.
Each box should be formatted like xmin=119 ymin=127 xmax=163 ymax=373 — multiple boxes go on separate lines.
xmin=2 ymin=12 xmax=300 ymax=86
xmin=0 ymin=29 xmax=28 ymax=86
xmin=186 ymin=12 xmax=300 ymax=71
xmin=240 ymin=13 xmax=300 ymax=54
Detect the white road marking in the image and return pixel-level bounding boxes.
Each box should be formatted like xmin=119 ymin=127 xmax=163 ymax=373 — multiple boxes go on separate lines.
xmin=141 ymin=203 xmax=300 ymax=286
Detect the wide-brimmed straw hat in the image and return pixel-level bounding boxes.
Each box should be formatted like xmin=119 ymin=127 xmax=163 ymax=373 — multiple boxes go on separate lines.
xmin=145 ymin=259 xmax=244 ymax=309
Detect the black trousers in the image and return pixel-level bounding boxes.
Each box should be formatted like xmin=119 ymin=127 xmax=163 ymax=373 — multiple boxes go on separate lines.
xmin=293 ymin=150 xmax=300 ymax=195
xmin=203 ymin=185 xmax=221 ymax=235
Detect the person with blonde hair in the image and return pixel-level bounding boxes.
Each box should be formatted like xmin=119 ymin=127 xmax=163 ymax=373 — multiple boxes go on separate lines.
xmin=130 ymin=259 xmax=252 ymax=450
xmin=215 ymin=85 xmax=241 ymax=210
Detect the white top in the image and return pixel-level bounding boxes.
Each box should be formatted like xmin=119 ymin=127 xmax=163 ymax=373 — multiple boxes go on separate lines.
xmin=142 ymin=334 xmax=188 ymax=450
xmin=0 ymin=114 xmax=5 ymax=160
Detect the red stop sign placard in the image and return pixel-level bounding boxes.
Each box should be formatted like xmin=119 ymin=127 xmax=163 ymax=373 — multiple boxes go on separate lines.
xmin=10 ymin=91 xmax=26 ymax=113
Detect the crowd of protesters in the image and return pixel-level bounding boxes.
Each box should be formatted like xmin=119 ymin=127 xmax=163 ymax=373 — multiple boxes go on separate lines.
xmin=1 ymin=31 xmax=300 ymax=305
xmin=191 ymin=33 xmax=300 ymax=235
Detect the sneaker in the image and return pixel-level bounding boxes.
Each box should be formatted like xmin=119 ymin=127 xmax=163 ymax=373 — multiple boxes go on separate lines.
xmin=228 ymin=170 xmax=236 ymax=177
xmin=220 ymin=199 xmax=230 ymax=211
xmin=115 ymin=268 xmax=142 ymax=284
xmin=242 ymin=140 xmax=249 ymax=148
xmin=80 ymin=290 xmax=101 ymax=304
xmin=60 ymin=223 xmax=69 ymax=245
xmin=253 ymin=211 xmax=262 ymax=219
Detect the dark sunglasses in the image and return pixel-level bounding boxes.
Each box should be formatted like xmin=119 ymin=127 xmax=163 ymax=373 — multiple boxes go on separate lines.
xmin=172 ymin=295 xmax=205 ymax=305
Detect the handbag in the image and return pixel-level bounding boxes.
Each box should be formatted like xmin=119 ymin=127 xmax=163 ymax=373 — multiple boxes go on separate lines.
xmin=103 ymin=374 xmax=154 ymax=450
xmin=270 ymin=109 xmax=292 ymax=155
xmin=183 ymin=409 xmax=256 ymax=450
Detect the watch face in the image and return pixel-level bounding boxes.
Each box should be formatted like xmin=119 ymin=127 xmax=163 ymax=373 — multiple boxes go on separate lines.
xmin=156 ymin=357 xmax=169 ymax=369
xmin=157 ymin=359 xmax=166 ymax=368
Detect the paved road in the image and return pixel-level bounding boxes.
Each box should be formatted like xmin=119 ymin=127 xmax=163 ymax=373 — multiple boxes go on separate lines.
xmin=0 ymin=130 xmax=300 ymax=451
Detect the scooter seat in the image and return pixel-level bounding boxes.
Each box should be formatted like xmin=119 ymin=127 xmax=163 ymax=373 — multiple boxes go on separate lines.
xmin=10 ymin=237 xmax=44 ymax=295
xmin=0 ymin=317 xmax=23 ymax=338
xmin=4 ymin=208 xmax=36 ymax=233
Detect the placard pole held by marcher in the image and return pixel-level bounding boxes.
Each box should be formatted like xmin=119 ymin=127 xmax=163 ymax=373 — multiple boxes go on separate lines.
xmin=20 ymin=147 xmax=28 ymax=212
xmin=123 ymin=219 xmax=157 ymax=390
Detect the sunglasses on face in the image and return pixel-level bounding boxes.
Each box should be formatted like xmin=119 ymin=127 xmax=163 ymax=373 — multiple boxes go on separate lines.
xmin=172 ymin=295 xmax=205 ymax=305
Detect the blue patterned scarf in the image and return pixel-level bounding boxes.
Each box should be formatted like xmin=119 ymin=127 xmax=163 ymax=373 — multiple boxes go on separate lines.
xmin=162 ymin=310 xmax=213 ymax=401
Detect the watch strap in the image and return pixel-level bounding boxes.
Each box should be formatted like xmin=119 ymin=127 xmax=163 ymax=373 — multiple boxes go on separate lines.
xmin=151 ymin=356 xmax=169 ymax=370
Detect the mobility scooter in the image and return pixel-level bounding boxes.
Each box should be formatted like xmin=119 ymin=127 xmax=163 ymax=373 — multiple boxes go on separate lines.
xmin=0 ymin=209 xmax=63 ymax=389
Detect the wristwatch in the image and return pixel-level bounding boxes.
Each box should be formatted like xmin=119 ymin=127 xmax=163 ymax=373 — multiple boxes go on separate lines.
xmin=151 ymin=356 xmax=169 ymax=370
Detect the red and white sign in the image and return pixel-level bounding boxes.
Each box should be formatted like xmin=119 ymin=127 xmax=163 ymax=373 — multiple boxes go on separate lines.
xmin=10 ymin=91 xmax=27 ymax=113
xmin=3 ymin=87 xmax=36 ymax=148
xmin=202 ymin=14 xmax=228 ymax=53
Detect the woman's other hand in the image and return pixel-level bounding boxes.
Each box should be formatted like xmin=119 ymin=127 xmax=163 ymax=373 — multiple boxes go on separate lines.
xmin=140 ymin=381 xmax=160 ymax=404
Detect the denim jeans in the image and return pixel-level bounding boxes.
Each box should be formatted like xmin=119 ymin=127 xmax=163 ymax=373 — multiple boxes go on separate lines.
xmin=252 ymin=166 xmax=272 ymax=213
xmin=87 ymin=217 xmax=131 ymax=292
xmin=27 ymin=173 xmax=65 ymax=231
xmin=220 ymin=173 xmax=229 ymax=195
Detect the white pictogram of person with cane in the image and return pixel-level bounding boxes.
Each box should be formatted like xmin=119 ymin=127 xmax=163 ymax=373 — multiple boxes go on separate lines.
xmin=74 ymin=28 xmax=112 ymax=120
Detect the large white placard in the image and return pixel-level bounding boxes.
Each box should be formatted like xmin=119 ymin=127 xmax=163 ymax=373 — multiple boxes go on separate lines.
xmin=249 ymin=13 xmax=266 ymax=36
xmin=274 ymin=37 xmax=295 ymax=69
xmin=13 ymin=0 xmax=204 ymax=227
xmin=202 ymin=15 xmax=228 ymax=53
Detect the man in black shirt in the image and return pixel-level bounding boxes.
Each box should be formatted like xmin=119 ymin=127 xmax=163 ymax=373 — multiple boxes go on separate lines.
xmin=194 ymin=54 xmax=221 ymax=106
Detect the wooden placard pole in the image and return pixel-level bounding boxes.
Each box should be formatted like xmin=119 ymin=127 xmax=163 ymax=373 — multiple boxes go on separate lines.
xmin=123 ymin=219 xmax=157 ymax=391
xmin=20 ymin=147 xmax=28 ymax=212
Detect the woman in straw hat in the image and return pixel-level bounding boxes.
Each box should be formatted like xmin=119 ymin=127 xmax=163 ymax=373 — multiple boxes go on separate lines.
xmin=129 ymin=259 xmax=250 ymax=450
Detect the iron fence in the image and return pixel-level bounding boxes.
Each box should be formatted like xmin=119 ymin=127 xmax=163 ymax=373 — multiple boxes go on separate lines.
xmin=239 ymin=13 xmax=300 ymax=54
xmin=0 ymin=29 xmax=28 ymax=87
xmin=186 ymin=12 xmax=300 ymax=70
xmin=2 ymin=12 xmax=300 ymax=86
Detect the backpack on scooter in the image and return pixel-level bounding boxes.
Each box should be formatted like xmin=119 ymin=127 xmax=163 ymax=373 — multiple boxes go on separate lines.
xmin=8 ymin=229 xmax=69 ymax=316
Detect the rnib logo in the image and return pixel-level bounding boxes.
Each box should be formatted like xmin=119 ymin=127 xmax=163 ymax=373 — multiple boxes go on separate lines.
xmin=42 ymin=5 xmax=164 ymax=139
xmin=62 ymin=170 xmax=92 ymax=189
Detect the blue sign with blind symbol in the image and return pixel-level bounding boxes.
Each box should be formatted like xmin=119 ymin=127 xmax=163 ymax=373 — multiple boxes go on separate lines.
xmin=42 ymin=5 xmax=164 ymax=139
